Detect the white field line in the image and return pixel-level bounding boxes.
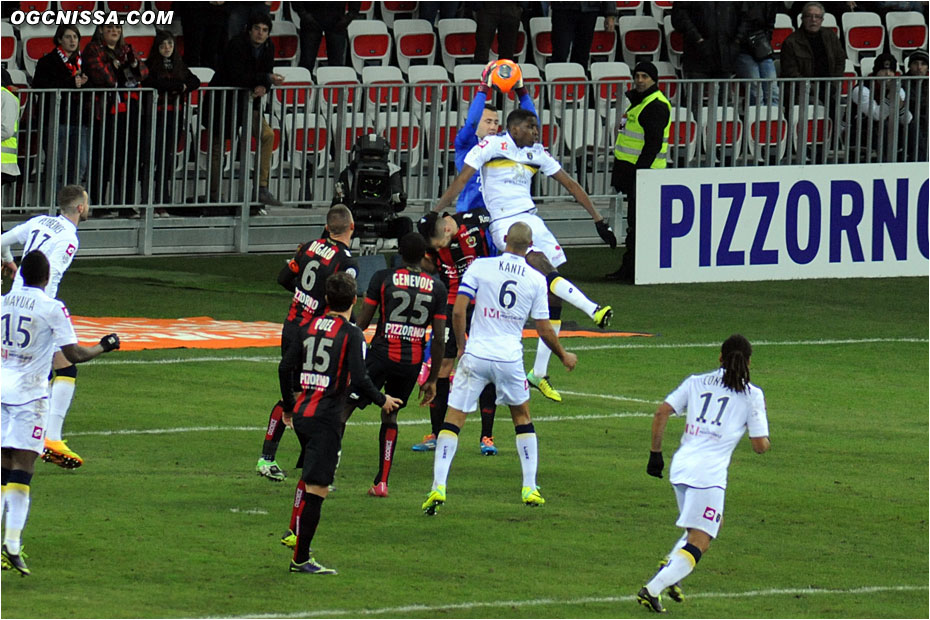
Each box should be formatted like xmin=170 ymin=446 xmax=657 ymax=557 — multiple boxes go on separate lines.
xmin=85 ymin=336 xmax=928 ymax=366
xmin=211 ymin=584 xmax=928 ymax=619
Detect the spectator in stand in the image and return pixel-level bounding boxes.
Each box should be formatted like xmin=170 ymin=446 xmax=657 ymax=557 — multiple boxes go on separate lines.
xmin=473 ymin=2 xmax=524 ymax=64
xmin=208 ymin=13 xmax=284 ymax=211
xmin=671 ymin=2 xmax=740 ymax=80
xmin=735 ymin=2 xmax=780 ymax=106
xmin=176 ymin=2 xmax=229 ymax=70
xmin=32 ymin=25 xmax=91 ymax=190
xmin=849 ymin=53 xmax=913 ymax=161
xmin=83 ymin=23 xmax=148 ymax=218
xmin=549 ymin=2 xmax=617 ymax=68
xmin=904 ymin=50 xmax=928 ymax=162
xmin=1 ymin=69 xmax=20 ymax=190
xmin=419 ymin=1 xmax=460 ymax=25
xmin=291 ymin=2 xmax=360 ymax=73
xmin=143 ymin=30 xmax=200 ymax=214
xmin=779 ymin=1 xmax=846 ymax=104
xmin=227 ymin=1 xmax=271 ymax=43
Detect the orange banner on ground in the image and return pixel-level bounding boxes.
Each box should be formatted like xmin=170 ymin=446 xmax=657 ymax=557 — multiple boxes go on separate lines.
xmin=72 ymin=316 xmax=653 ymax=351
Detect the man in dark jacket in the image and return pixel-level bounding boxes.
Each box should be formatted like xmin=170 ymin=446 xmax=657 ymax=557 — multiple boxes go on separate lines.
xmin=779 ymin=2 xmax=846 ymax=80
xmin=208 ymin=12 xmax=284 ymax=208
xmin=671 ymin=2 xmax=739 ymax=79
xmin=606 ymin=62 xmax=671 ymax=284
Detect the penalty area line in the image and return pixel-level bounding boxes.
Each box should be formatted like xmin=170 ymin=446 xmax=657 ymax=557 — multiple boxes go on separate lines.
xmin=218 ymin=584 xmax=928 ymax=619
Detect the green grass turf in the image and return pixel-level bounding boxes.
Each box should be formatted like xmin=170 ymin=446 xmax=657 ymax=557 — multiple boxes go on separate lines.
xmin=2 ymin=248 xmax=927 ymax=618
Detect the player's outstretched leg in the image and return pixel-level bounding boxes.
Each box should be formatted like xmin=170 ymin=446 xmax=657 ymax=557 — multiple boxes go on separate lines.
xmin=2 ymin=468 xmax=33 ymax=575
xmin=514 ymin=420 xmax=544 ymax=506
xmin=641 ymin=541 xmax=702 ymax=610
xmin=528 ymin=304 xmax=563 ymax=402
xmin=43 ymin=364 xmax=83 ymax=469
xmin=415 ymin=375 xmax=449 ymax=451
xmin=289 ymin=489 xmax=337 ymax=575
xmin=422 ymin=422 xmax=460 ymax=515
xmin=256 ymin=401 xmax=288 ymax=481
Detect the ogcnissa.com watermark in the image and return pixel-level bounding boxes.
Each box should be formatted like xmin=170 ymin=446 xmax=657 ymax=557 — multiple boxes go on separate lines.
xmin=10 ymin=10 xmax=174 ymax=27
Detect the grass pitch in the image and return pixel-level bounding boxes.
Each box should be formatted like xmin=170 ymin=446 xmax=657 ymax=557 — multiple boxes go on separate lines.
xmin=1 ymin=248 xmax=927 ymax=618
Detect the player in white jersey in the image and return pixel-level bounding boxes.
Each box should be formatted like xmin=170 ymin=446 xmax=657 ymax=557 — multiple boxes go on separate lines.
xmin=1 ymin=185 xmax=90 ymax=469
xmin=635 ymin=334 xmax=771 ymax=613
xmin=1 ymin=251 xmax=120 ymax=575
xmin=421 ymin=222 xmax=577 ymax=515
xmin=430 ymin=108 xmax=616 ymax=404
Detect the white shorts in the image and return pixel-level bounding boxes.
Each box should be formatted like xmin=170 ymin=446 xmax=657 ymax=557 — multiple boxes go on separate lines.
xmin=448 ymin=354 xmax=529 ymax=412
xmin=490 ymin=211 xmax=567 ymax=268
xmin=1 ymin=400 xmax=48 ymax=454
xmin=673 ymin=483 xmax=726 ymax=539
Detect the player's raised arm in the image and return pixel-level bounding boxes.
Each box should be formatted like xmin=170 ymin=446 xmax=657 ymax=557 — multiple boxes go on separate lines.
xmin=432 ymin=164 xmax=479 ymax=213
xmin=550 ymin=169 xmax=617 ymax=249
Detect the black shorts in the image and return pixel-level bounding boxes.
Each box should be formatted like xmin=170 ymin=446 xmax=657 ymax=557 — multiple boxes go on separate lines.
xmin=443 ymin=303 xmax=475 ymax=360
xmin=349 ymin=353 xmax=420 ymax=411
xmin=293 ymin=417 xmax=342 ymax=487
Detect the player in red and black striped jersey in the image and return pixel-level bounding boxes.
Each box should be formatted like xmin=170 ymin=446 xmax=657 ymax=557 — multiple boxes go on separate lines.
xmin=280 ymin=271 xmax=403 ymax=574
xmin=256 ymin=205 xmax=359 ymax=483
xmin=415 ymin=209 xmax=500 ymax=456
xmin=348 ymin=233 xmax=447 ymax=498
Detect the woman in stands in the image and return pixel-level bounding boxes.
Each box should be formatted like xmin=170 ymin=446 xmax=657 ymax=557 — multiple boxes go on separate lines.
xmin=143 ymin=30 xmax=200 ymax=215
xmin=83 ymin=23 xmax=148 ymax=218
xmin=32 ymin=25 xmax=91 ymax=190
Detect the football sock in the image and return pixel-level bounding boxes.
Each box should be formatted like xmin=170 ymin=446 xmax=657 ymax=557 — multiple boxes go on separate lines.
xmin=0 ymin=467 xmax=10 ymax=521
xmin=261 ymin=401 xmax=287 ymax=461
xmin=548 ymin=273 xmax=598 ymax=319
xmin=3 ymin=470 xmax=32 ymax=555
xmin=478 ymin=383 xmax=496 ymax=438
xmin=533 ymin=304 xmax=562 ymax=377
xmin=432 ymin=424 xmax=460 ymax=489
xmin=429 ymin=378 xmax=450 ymax=437
xmin=667 ymin=532 xmax=688 ymax=560
xmin=646 ymin=543 xmax=703 ymax=596
xmin=293 ymin=492 xmax=324 ymax=564
xmin=47 ymin=367 xmax=77 ymax=441
xmin=514 ymin=423 xmax=538 ymax=488
xmin=289 ymin=479 xmax=306 ymax=533
xmin=374 ymin=423 xmax=398 ymax=485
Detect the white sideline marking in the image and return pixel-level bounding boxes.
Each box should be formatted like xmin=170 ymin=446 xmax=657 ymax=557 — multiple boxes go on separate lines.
xmin=66 ymin=411 xmax=652 ymax=438
xmin=214 ymin=584 xmax=928 ymax=619
xmin=228 ymin=508 xmax=268 ymax=515
xmin=85 ymin=337 xmax=927 ymax=366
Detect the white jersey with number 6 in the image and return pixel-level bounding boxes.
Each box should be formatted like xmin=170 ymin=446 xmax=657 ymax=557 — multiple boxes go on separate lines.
xmin=2 ymin=215 xmax=80 ymax=299
xmin=457 ymin=252 xmax=549 ymax=362
xmin=1 ymin=285 xmax=78 ymax=406
xmin=665 ymin=368 xmax=769 ymax=490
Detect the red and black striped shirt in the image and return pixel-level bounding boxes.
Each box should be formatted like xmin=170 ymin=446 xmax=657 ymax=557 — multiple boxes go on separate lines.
xmin=364 ymin=266 xmax=448 ymax=366
xmin=426 ymin=208 xmax=494 ymax=305
xmin=281 ymin=238 xmax=358 ymax=327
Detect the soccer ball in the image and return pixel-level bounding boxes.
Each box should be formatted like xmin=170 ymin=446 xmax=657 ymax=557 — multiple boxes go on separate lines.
xmin=490 ymin=59 xmax=522 ymax=94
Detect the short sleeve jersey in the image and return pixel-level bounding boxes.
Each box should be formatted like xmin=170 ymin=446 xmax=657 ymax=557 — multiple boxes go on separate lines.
xmin=1 ymin=285 xmax=78 ymax=405
xmin=665 ymin=368 xmax=769 ymax=490
xmin=457 ymin=252 xmax=549 ymax=362
xmin=284 ymin=238 xmax=358 ymax=327
xmin=3 ymin=215 xmax=79 ymax=299
xmin=364 ymin=266 xmax=448 ymax=367
xmin=463 ymin=133 xmax=562 ymax=221
xmin=426 ymin=208 xmax=494 ymax=304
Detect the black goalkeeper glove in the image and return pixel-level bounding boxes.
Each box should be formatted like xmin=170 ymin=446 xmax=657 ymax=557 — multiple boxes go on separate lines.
xmin=99 ymin=333 xmax=120 ymax=352
xmin=596 ymin=219 xmax=617 ymax=249
xmin=647 ymin=450 xmax=664 ymax=478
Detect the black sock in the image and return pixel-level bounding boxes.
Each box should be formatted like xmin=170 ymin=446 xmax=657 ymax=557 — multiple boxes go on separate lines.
xmin=430 ymin=377 xmax=450 ymax=437
xmin=294 ymin=492 xmax=324 ymax=564
xmin=261 ymin=401 xmax=287 ymax=461
xmin=479 ymin=383 xmax=496 ymax=438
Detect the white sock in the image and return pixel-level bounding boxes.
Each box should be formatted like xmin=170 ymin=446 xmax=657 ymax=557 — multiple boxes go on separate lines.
xmin=666 ymin=532 xmax=688 ymax=560
xmin=47 ymin=376 xmax=76 ymax=441
xmin=550 ymin=276 xmax=598 ymax=318
xmin=533 ymin=320 xmax=561 ymax=377
xmin=432 ymin=430 xmax=459 ymax=490
xmin=3 ymin=481 xmax=31 ymax=555
xmin=515 ymin=431 xmax=538 ymax=488
xmin=646 ymin=546 xmax=698 ymax=596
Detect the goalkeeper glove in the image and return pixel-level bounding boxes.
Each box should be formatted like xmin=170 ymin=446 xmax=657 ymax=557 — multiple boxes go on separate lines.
xmin=99 ymin=333 xmax=120 ymax=352
xmin=647 ymin=451 xmax=664 ymax=478
xmin=480 ymin=60 xmax=498 ymax=85
xmin=596 ymin=219 xmax=617 ymax=249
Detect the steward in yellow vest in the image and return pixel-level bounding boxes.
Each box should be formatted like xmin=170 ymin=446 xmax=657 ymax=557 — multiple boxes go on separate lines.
xmin=1 ymin=69 xmax=21 ymax=179
xmin=607 ymin=61 xmax=671 ymax=284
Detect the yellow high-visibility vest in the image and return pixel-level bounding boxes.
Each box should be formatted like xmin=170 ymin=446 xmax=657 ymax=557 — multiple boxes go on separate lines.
xmin=1 ymin=86 xmax=19 ymax=169
xmin=613 ymin=89 xmax=671 ymax=169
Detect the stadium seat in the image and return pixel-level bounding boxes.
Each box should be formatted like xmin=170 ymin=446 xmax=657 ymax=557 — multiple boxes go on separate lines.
xmin=335 ymin=110 xmax=374 ymax=158
xmin=790 ymin=104 xmax=832 ymax=154
xmin=58 ymin=1 xmax=97 ymax=11
xmin=771 ymin=13 xmax=793 ymax=56
xmin=667 ymin=106 xmax=698 ymax=165
xmin=745 ymin=105 xmax=788 ymax=162
xmin=614 ymin=1 xmax=645 ymax=17
xmin=348 ymin=20 xmax=392 ymax=75
xmin=653 ymin=60 xmax=679 ymax=102
xmin=590 ymin=61 xmax=632 ymax=118
xmin=311 ymin=36 xmax=329 ymax=75
xmin=560 ymin=108 xmax=598 ymax=157
xmin=841 ymin=58 xmax=858 ymax=98
xmin=268 ymin=1 xmax=284 ymax=22
xmin=362 ymin=66 xmax=406 ymax=124
xmin=589 ymin=17 xmax=618 ymax=65
xmin=122 ymin=24 xmax=155 ymax=61
xmin=649 ymin=0 xmax=673 ymax=26
xmin=408 ymin=64 xmax=450 ymax=119
xmin=1 ymin=21 xmax=18 ymax=68
xmin=187 ymin=66 xmax=214 ymax=108
xmin=618 ymin=15 xmax=661 ymax=67
xmin=544 ymin=62 xmax=587 ymax=119
xmin=316 ymin=66 xmax=361 ymax=114
xmin=489 ymin=22 xmax=528 ymax=65
xmin=538 ymin=110 xmax=560 ymax=152
xmin=842 ymin=11 xmax=885 ymax=66
xmin=17 ymin=1 xmax=51 ymax=11
xmin=273 ymin=66 xmax=314 ymax=112
xmin=393 ymin=19 xmax=436 ymax=75
xmin=529 ymin=16 xmax=553 ymax=68
xmin=359 ymin=1 xmax=375 ymax=19
xmin=700 ymin=105 xmax=743 ymax=162
xmin=380 ymin=1 xmax=418 ymax=30
xmin=438 ymin=18 xmax=477 ymax=74
xmin=105 ymin=1 xmax=144 ymax=13
xmin=270 ymin=20 xmax=300 ymax=66
xmin=285 ymin=112 xmax=329 ymax=172
xmin=21 ymin=24 xmax=57 ymax=78
xmin=422 ymin=111 xmax=457 ymax=159
xmin=377 ymin=111 xmax=421 ymax=168
xmin=885 ymin=11 xmax=928 ymax=66
xmin=794 ymin=11 xmax=840 ymax=37
xmin=452 ymin=63 xmax=486 ymax=110
xmin=663 ymin=15 xmax=684 ymax=71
